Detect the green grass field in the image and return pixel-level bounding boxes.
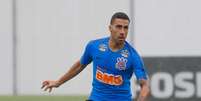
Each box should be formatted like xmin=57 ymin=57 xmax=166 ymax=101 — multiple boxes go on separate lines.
xmin=0 ymin=96 xmax=87 ymax=101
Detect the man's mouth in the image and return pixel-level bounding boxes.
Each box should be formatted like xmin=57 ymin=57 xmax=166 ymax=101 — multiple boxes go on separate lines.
xmin=118 ymin=36 xmax=125 ymax=40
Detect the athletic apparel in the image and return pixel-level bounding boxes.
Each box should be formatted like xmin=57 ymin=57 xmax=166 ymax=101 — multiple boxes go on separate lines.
xmin=80 ymin=37 xmax=148 ymax=101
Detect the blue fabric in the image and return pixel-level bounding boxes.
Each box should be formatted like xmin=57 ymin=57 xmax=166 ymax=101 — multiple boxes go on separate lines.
xmin=80 ymin=37 xmax=148 ymax=101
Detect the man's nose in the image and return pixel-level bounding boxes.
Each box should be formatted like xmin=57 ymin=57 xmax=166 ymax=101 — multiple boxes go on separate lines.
xmin=120 ymin=32 xmax=125 ymax=36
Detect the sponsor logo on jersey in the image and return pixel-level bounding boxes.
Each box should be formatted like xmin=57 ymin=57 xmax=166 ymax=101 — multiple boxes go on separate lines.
xmin=99 ymin=44 xmax=107 ymax=52
xmin=121 ymin=49 xmax=129 ymax=57
xmin=96 ymin=69 xmax=123 ymax=86
xmin=115 ymin=57 xmax=127 ymax=70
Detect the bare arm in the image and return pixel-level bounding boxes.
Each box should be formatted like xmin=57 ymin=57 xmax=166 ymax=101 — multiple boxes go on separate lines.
xmin=136 ymin=79 xmax=150 ymax=101
xmin=56 ymin=60 xmax=87 ymax=85
xmin=41 ymin=60 xmax=87 ymax=92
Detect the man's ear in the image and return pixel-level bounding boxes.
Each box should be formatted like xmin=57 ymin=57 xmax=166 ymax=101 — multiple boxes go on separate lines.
xmin=109 ymin=25 xmax=112 ymax=32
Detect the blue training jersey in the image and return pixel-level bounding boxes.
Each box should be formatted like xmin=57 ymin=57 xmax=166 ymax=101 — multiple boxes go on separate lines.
xmin=80 ymin=37 xmax=147 ymax=101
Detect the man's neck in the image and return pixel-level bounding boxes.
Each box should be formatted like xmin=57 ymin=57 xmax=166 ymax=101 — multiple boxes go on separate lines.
xmin=109 ymin=38 xmax=125 ymax=52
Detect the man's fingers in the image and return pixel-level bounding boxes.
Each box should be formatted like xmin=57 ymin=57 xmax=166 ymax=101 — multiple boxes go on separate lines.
xmin=41 ymin=81 xmax=49 ymax=89
xmin=41 ymin=80 xmax=54 ymax=92
xmin=44 ymin=86 xmax=50 ymax=91
xmin=42 ymin=81 xmax=49 ymax=85
xmin=44 ymin=86 xmax=52 ymax=93
xmin=41 ymin=85 xmax=45 ymax=89
xmin=49 ymin=87 xmax=52 ymax=93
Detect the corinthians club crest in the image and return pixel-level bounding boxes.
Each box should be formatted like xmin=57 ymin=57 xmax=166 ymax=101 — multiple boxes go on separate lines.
xmin=115 ymin=57 xmax=127 ymax=70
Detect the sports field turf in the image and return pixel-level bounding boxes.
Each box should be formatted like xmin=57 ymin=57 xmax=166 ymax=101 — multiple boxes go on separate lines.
xmin=0 ymin=96 xmax=87 ymax=101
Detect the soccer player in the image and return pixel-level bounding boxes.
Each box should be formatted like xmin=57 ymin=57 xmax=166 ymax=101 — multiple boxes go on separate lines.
xmin=41 ymin=12 xmax=150 ymax=101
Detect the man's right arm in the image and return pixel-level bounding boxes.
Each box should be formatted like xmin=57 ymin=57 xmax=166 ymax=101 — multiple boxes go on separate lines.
xmin=56 ymin=60 xmax=87 ymax=86
xmin=41 ymin=60 xmax=87 ymax=92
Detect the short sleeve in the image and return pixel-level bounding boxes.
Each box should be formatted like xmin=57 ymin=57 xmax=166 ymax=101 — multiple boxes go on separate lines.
xmin=80 ymin=41 xmax=93 ymax=65
xmin=131 ymin=50 xmax=148 ymax=80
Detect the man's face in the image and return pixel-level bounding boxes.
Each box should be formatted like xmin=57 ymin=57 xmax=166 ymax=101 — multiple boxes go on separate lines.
xmin=109 ymin=18 xmax=129 ymax=44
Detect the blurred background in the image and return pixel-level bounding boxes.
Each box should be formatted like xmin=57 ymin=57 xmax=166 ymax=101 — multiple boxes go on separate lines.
xmin=1 ymin=0 xmax=201 ymax=101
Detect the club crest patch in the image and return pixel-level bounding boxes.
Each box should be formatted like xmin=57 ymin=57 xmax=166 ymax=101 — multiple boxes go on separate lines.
xmin=121 ymin=50 xmax=129 ymax=57
xmin=115 ymin=57 xmax=127 ymax=70
xmin=99 ymin=44 xmax=107 ymax=52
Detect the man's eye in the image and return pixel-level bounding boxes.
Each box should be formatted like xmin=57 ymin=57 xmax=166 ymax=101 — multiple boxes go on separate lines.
xmin=116 ymin=25 xmax=123 ymax=29
xmin=124 ymin=26 xmax=128 ymax=29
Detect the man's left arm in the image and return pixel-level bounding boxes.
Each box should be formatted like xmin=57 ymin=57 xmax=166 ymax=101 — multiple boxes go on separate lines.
xmin=137 ymin=79 xmax=150 ymax=101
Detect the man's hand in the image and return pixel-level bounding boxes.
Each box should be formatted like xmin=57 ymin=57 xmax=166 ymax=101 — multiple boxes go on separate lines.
xmin=41 ymin=80 xmax=60 ymax=93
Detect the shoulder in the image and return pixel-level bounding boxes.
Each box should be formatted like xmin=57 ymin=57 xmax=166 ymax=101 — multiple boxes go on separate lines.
xmin=85 ymin=37 xmax=109 ymax=50
xmin=125 ymin=41 xmax=137 ymax=53
xmin=87 ymin=37 xmax=109 ymax=46
xmin=90 ymin=37 xmax=109 ymax=43
xmin=124 ymin=41 xmax=141 ymax=58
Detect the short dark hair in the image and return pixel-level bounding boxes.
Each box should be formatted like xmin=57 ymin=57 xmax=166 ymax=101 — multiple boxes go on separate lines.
xmin=110 ymin=12 xmax=130 ymax=24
